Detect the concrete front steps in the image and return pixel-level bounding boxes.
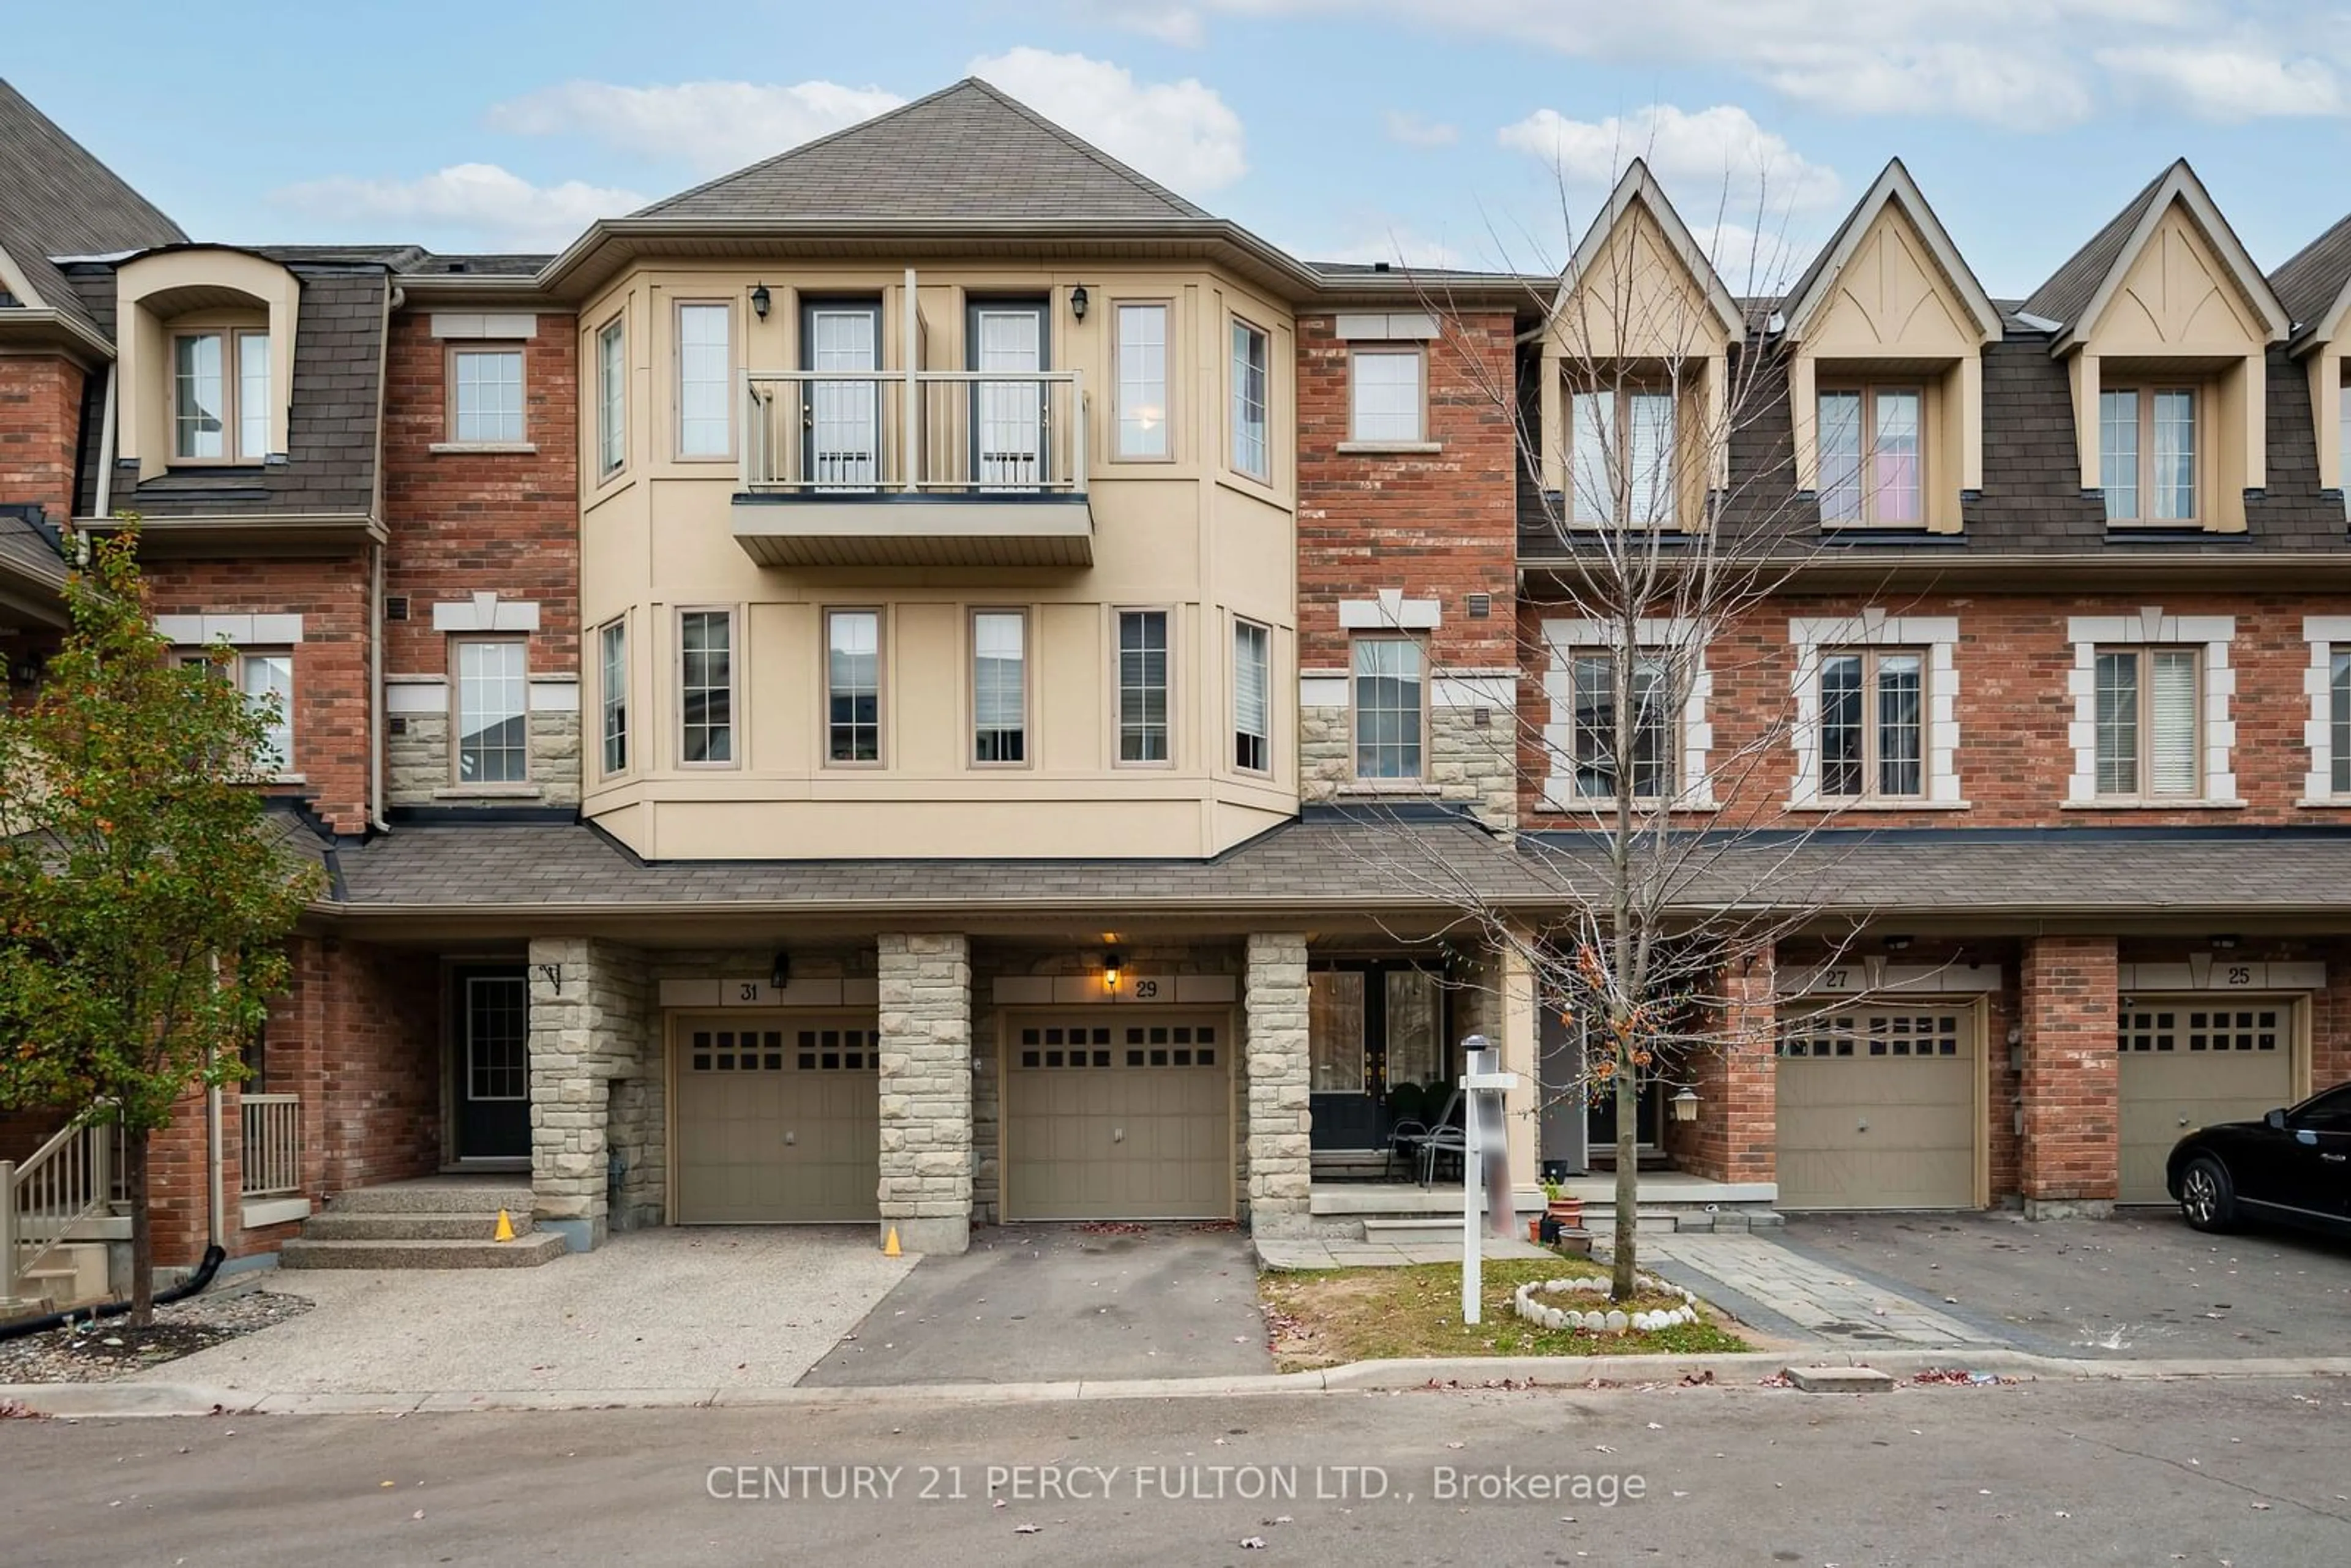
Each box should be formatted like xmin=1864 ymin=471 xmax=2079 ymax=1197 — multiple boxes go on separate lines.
xmin=1312 ymin=1176 xmax=1782 ymax=1244
xmin=279 ymin=1180 xmax=564 ymax=1270
xmin=2 ymin=1241 xmax=113 ymax=1319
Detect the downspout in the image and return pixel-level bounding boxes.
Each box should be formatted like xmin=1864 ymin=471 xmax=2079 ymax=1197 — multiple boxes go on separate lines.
xmin=92 ymin=362 xmax=117 ymax=521
xmin=369 ymin=285 xmax=401 ymax=832
xmin=208 ymin=955 xmax=227 ymax=1250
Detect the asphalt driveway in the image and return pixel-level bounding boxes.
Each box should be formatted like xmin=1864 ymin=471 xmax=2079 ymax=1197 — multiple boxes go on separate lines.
xmin=1777 ymin=1209 xmax=2351 ymax=1359
xmin=798 ymin=1221 xmax=1270 ymax=1386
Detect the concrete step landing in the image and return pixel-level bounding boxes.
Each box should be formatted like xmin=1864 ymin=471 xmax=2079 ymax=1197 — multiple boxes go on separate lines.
xmin=299 ymin=1211 xmax=534 ymax=1242
xmin=325 ymin=1180 xmax=531 ymax=1215
xmin=278 ymin=1233 xmax=568 ymax=1269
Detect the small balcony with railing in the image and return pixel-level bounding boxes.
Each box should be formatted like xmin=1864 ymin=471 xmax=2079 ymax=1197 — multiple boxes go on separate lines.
xmin=735 ymin=367 xmax=1093 ymax=568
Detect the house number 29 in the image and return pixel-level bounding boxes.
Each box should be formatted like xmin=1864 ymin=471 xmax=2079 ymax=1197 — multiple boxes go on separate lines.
xmin=1131 ymin=978 xmax=1160 ymax=1000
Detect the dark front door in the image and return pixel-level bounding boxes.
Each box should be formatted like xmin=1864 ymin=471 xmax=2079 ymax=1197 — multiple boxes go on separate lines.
xmin=1308 ymin=964 xmax=1445 ymax=1151
xmin=803 ymin=300 xmax=882 ymax=488
xmin=456 ymin=969 xmax=530 ymax=1160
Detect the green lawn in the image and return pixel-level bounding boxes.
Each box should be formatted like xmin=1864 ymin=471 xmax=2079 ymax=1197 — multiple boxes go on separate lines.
xmin=1259 ymin=1257 xmax=1749 ymax=1371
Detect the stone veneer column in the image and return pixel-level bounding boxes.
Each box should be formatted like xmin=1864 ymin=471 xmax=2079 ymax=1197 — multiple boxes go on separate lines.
xmin=2019 ymin=935 xmax=2119 ymax=1218
xmin=1244 ymin=933 xmax=1313 ymax=1237
xmin=877 ymin=933 xmax=972 ymax=1255
xmin=527 ymin=937 xmax=651 ymax=1250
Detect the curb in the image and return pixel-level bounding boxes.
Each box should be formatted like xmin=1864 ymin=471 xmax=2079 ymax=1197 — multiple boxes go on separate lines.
xmin=8 ymin=1353 xmax=2351 ymax=1419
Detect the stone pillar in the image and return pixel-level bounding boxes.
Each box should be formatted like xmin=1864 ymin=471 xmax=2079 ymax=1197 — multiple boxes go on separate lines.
xmin=1496 ymin=939 xmax=1540 ymax=1200
xmin=527 ymin=937 xmax=651 ymax=1250
xmin=1243 ymin=932 xmax=1312 ymax=1237
xmin=877 ymin=933 xmax=972 ymax=1255
xmin=2019 ymin=935 xmax=2119 ymax=1218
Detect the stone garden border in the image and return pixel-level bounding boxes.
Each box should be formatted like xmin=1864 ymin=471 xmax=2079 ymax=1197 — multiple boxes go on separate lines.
xmin=1513 ymin=1275 xmax=1702 ymax=1335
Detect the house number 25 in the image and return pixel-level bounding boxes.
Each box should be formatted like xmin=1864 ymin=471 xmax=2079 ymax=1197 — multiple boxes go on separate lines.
xmin=2224 ymin=966 xmax=2252 ymax=986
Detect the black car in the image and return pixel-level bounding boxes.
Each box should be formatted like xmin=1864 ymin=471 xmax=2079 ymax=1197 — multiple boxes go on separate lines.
xmin=2167 ymin=1082 xmax=2351 ymax=1236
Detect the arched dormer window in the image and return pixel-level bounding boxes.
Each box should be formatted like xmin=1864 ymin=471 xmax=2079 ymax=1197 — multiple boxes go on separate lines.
xmin=114 ymin=247 xmax=301 ymax=480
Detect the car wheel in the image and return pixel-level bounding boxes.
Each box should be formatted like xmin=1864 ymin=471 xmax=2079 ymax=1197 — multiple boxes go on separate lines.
xmin=2178 ymin=1156 xmax=2236 ymax=1233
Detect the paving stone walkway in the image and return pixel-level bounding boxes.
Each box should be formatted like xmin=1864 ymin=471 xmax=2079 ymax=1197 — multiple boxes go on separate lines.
xmin=1619 ymin=1232 xmax=1998 ymax=1348
xmin=1254 ymin=1236 xmax=1553 ymax=1270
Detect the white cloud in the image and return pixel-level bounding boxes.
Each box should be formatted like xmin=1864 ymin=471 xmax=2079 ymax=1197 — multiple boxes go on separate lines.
xmin=272 ymin=164 xmax=645 ymax=251
xmin=967 ymin=47 xmax=1247 ymax=193
xmin=487 ymin=80 xmax=904 ymax=173
xmin=1499 ymin=103 xmax=1842 ymax=212
xmin=2097 ymin=44 xmax=2345 ymax=119
xmin=1070 ymin=0 xmax=1207 ymax=45
xmin=1755 ymin=42 xmax=2098 ymax=129
xmin=1384 ymin=110 xmax=1460 ymax=147
xmin=1311 ymin=225 xmax=1467 ymax=270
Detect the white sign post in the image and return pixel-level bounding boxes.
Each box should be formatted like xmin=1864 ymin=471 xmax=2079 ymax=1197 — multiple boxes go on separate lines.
xmin=1457 ymin=1035 xmax=1520 ymax=1326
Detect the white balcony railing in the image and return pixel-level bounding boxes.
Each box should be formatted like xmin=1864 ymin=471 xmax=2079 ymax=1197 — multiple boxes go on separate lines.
xmin=239 ymin=1093 xmax=302 ymax=1199
xmin=741 ymin=369 xmax=1087 ymax=496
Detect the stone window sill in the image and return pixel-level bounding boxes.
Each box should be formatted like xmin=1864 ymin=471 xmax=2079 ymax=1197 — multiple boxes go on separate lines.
xmin=432 ymin=784 xmax=544 ymax=800
xmin=1337 ymin=441 xmax=1442 ymax=455
xmin=1782 ymin=798 xmax=1973 ymax=812
xmin=263 ymin=773 xmax=309 ymax=786
xmin=1534 ymin=799 xmax=1719 ymax=816
xmin=2295 ymin=798 xmax=2351 ymax=809
xmin=429 ymin=441 xmax=538 ymax=455
xmin=1337 ymin=779 xmax=1434 ymax=795
xmin=2059 ymin=798 xmax=2248 ymax=811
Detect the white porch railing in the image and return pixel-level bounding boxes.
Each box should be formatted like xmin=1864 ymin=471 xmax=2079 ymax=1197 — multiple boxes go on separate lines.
xmin=239 ymin=1093 xmax=302 ymax=1199
xmin=741 ymin=369 xmax=1087 ymax=496
xmin=2 ymin=1112 xmax=113 ymax=1304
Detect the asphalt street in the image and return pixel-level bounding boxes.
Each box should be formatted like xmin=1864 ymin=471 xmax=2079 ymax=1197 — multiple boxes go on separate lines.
xmin=5 ymin=1376 xmax=2347 ymax=1565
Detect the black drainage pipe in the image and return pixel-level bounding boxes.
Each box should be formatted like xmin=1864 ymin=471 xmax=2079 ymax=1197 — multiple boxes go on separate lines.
xmin=0 ymin=1243 xmax=227 ymax=1342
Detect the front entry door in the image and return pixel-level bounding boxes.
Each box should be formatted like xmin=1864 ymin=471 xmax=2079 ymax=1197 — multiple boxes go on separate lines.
xmin=1308 ymin=965 xmax=1445 ymax=1151
xmin=969 ymin=302 xmax=1047 ymax=488
xmin=456 ymin=969 xmax=531 ymax=1160
xmin=803 ymin=302 xmax=882 ymax=488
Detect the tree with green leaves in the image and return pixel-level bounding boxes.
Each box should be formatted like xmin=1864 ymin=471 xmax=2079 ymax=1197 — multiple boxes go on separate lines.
xmin=0 ymin=524 xmax=321 ymax=1323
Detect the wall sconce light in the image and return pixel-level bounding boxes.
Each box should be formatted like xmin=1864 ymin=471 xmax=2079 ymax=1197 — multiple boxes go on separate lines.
xmin=1669 ymin=1087 xmax=1700 ymax=1123
xmin=2209 ymin=934 xmax=2240 ymax=950
xmin=1070 ymin=285 xmax=1089 ymax=321
xmin=8 ymin=652 xmax=43 ymax=688
xmin=770 ymin=950 xmax=792 ymax=991
xmin=1882 ymin=934 xmax=1914 ymax=953
xmin=750 ymin=284 xmax=771 ymax=320
xmin=1103 ymin=948 xmax=1123 ymax=992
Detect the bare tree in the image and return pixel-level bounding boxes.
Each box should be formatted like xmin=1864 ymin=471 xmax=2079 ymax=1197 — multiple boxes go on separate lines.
xmin=1341 ymin=148 xmax=1935 ymax=1300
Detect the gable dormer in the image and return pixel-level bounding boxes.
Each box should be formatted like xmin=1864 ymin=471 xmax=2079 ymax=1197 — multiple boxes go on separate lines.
xmin=2270 ymin=212 xmax=2351 ymax=509
xmin=2022 ymin=162 xmax=2288 ymax=533
xmin=1782 ymin=160 xmax=2000 ymax=535
xmin=1535 ymin=160 xmax=1745 ymax=530
xmin=115 ymin=246 xmax=302 ymax=482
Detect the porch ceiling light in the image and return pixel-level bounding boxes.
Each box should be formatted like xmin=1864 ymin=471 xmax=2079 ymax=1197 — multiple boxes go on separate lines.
xmin=2209 ymin=934 xmax=2240 ymax=950
xmin=1882 ymin=934 xmax=1914 ymax=953
xmin=751 ymin=283 xmax=771 ymax=320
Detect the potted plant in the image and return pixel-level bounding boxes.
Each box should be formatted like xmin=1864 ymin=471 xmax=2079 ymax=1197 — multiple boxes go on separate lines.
xmin=1541 ymin=1176 xmax=1584 ymax=1232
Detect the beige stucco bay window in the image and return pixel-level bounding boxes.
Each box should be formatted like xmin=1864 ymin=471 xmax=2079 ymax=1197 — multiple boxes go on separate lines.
xmin=116 ymin=247 xmax=301 ymax=479
xmin=2030 ymin=163 xmax=2288 ymax=534
xmin=1783 ymin=162 xmax=2001 ymax=534
xmin=1537 ymin=163 xmax=1743 ymax=528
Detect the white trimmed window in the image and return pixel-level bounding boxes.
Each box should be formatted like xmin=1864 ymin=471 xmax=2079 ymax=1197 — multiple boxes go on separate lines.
xmin=2299 ymin=617 xmax=2351 ymax=802
xmin=1230 ymin=319 xmax=1269 ymax=481
xmin=1789 ymin=614 xmax=1961 ymax=807
xmin=596 ymin=315 xmax=626 ymax=478
xmin=1116 ymin=609 xmax=1170 ymax=764
xmin=2064 ymin=612 xmax=2235 ymax=805
xmin=451 ymin=347 xmax=525 ymax=444
xmin=599 ymin=620 xmax=627 ymax=777
xmin=454 ymin=639 xmax=528 ymax=786
xmin=1352 ymin=637 xmax=1423 ymax=780
xmin=1569 ymin=389 xmax=1676 ymax=525
xmin=2099 ymin=387 xmax=2199 ymax=524
xmin=676 ymin=302 xmax=731 ymax=457
xmin=826 ymin=609 xmax=882 ymax=765
xmin=1542 ymin=618 xmax=1714 ymax=809
xmin=173 ymin=328 xmax=269 ymax=461
xmin=972 ymin=610 xmax=1028 ymax=765
xmin=1115 ymin=302 xmax=1171 ymax=459
xmin=1234 ymin=618 xmax=1271 ymax=775
xmin=679 ymin=609 xmax=734 ymax=765
xmin=1818 ymin=387 xmax=1922 ymax=525
xmin=179 ymin=648 xmax=293 ymax=774
xmin=1349 ymin=348 xmax=1423 ymax=443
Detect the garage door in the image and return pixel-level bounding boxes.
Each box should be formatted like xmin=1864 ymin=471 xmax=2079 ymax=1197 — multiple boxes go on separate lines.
xmin=2118 ymin=1000 xmax=2295 ymax=1205
xmin=673 ymin=1013 xmax=879 ymax=1223
xmin=1003 ymin=1014 xmax=1231 ymax=1221
xmin=1776 ymin=1007 xmax=1977 ymax=1210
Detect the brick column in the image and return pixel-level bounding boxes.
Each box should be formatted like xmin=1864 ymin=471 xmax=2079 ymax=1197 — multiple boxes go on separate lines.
xmin=2019 ymin=935 xmax=2119 ymax=1218
xmin=1719 ymin=941 xmax=1778 ymax=1187
xmin=1243 ymin=932 xmax=1312 ymax=1236
xmin=527 ymin=937 xmax=651 ymax=1250
xmin=877 ymin=933 xmax=972 ymax=1255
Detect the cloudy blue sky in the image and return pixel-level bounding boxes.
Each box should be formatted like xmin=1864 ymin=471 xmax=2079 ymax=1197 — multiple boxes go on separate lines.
xmin=10 ymin=1 xmax=2350 ymax=296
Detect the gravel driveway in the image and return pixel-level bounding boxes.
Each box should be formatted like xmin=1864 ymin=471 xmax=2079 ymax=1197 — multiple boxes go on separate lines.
xmin=133 ymin=1228 xmax=911 ymax=1394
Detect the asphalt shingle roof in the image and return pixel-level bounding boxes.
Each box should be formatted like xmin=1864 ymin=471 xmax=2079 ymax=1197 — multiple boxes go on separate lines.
xmin=2021 ymin=165 xmax=2170 ymax=329
xmin=0 ymin=78 xmax=183 ymax=336
xmin=634 ymin=78 xmax=1217 ymax=224
xmin=2270 ymin=212 xmax=2351 ymax=339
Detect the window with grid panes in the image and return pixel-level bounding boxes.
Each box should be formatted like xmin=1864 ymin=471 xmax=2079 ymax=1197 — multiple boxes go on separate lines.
xmin=1818 ymin=648 xmax=1924 ymax=799
xmin=1570 ymin=650 xmax=1676 ymax=799
xmin=2094 ymin=647 xmax=2200 ymax=797
xmin=2117 ymin=1007 xmax=2281 ymax=1054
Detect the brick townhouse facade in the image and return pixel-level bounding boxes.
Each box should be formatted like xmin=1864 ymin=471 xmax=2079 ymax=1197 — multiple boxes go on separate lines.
xmin=6 ymin=78 xmax=2351 ymax=1291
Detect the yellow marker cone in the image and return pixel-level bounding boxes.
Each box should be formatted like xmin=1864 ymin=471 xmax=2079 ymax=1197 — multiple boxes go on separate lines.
xmin=493 ymin=1208 xmax=516 ymax=1243
xmin=883 ymin=1226 xmax=901 ymax=1258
